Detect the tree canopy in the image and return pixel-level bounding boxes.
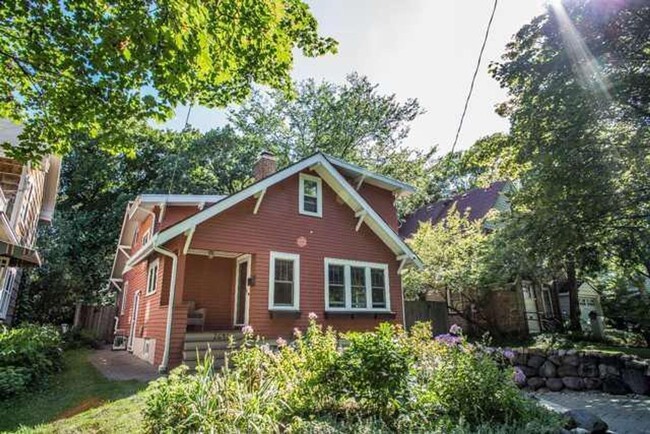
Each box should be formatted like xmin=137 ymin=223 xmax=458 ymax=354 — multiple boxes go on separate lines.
xmin=0 ymin=0 xmax=336 ymax=161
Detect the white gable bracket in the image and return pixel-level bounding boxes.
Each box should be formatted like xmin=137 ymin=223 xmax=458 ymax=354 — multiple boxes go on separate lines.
xmin=355 ymin=210 xmax=367 ymax=232
xmin=253 ymin=189 xmax=266 ymax=215
xmin=397 ymin=257 xmax=407 ymax=275
xmin=183 ymin=227 xmax=196 ymax=255
xmin=158 ymin=202 xmax=167 ymax=222
xmin=355 ymin=174 xmax=366 ymax=190
xmin=118 ymin=246 xmax=131 ymax=259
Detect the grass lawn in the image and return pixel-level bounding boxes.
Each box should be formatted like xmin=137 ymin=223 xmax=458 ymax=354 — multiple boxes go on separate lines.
xmin=0 ymin=349 xmax=148 ymax=433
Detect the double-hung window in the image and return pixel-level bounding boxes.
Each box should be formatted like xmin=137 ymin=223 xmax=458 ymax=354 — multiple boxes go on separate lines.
xmin=141 ymin=227 xmax=152 ymax=246
xmin=325 ymin=259 xmax=389 ymax=311
xmin=269 ymin=252 xmax=300 ymax=310
xmin=299 ymin=174 xmax=322 ymax=217
xmin=120 ymin=281 xmax=129 ymax=315
xmin=146 ymin=260 xmax=159 ymax=295
xmin=0 ymin=258 xmax=13 ymax=319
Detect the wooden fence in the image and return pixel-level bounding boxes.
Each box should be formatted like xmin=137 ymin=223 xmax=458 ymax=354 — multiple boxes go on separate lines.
xmin=73 ymin=304 xmax=116 ymax=342
xmin=404 ymin=300 xmax=449 ymax=336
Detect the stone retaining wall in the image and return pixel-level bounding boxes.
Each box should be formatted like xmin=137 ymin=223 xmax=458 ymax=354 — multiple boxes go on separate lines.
xmin=514 ymin=349 xmax=650 ymax=395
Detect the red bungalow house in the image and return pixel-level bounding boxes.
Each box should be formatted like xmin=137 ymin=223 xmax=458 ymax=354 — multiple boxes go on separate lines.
xmin=109 ymin=152 xmax=421 ymax=372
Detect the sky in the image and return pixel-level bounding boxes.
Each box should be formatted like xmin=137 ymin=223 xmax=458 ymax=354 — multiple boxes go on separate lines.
xmin=164 ymin=0 xmax=548 ymax=155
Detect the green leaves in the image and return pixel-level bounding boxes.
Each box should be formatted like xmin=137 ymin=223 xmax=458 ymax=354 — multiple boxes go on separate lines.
xmin=0 ymin=0 xmax=337 ymax=161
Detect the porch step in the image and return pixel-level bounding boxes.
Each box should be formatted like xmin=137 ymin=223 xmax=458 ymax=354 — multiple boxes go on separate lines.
xmin=184 ymin=331 xmax=243 ymax=342
xmin=183 ymin=347 xmax=230 ymax=362
xmin=182 ymin=358 xmax=226 ymax=370
xmin=183 ymin=340 xmax=233 ymax=351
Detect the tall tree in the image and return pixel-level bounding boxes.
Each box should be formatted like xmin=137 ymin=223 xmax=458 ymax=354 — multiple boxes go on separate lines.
xmin=491 ymin=0 xmax=650 ymax=330
xmin=0 ymin=0 xmax=336 ymax=161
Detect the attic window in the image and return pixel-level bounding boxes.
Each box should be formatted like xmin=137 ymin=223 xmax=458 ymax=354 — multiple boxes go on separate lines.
xmin=299 ymin=174 xmax=322 ymax=217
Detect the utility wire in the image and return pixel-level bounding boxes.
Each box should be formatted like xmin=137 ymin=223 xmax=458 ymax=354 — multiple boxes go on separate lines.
xmin=167 ymin=103 xmax=194 ymax=194
xmin=450 ymin=0 xmax=498 ymax=154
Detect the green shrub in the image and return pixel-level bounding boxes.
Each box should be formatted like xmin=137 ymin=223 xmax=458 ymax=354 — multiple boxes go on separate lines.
xmin=0 ymin=324 xmax=62 ymax=398
xmin=329 ymin=322 xmax=411 ymax=419
xmin=142 ymin=320 xmax=562 ymax=433
xmin=63 ymin=327 xmax=102 ymax=349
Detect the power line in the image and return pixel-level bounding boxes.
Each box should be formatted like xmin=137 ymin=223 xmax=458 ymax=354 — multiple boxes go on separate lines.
xmin=450 ymin=0 xmax=499 ymax=154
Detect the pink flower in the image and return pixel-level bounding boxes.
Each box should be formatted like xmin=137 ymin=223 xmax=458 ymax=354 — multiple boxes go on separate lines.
xmin=241 ymin=325 xmax=254 ymax=335
xmin=293 ymin=327 xmax=302 ymax=338
xmin=276 ymin=337 xmax=287 ymax=348
xmin=308 ymin=312 xmax=318 ymax=321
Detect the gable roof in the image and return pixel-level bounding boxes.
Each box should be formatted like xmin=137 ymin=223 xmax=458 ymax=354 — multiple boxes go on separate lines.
xmin=123 ymin=153 xmax=421 ymax=273
xmin=400 ymin=181 xmax=508 ymax=239
xmin=325 ymin=155 xmax=416 ymax=196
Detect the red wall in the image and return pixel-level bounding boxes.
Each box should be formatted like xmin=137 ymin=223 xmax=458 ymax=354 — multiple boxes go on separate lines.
xmin=189 ymin=169 xmax=404 ymax=339
xmin=355 ymin=182 xmax=399 ymax=231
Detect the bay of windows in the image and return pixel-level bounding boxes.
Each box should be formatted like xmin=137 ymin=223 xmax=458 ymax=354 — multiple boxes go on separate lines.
xmin=325 ymin=259 xmax=389 ymax=311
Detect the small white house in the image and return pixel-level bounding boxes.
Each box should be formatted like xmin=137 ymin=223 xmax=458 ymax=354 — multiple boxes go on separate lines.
xmin=559 ymin=282 xmax=603 ymax=330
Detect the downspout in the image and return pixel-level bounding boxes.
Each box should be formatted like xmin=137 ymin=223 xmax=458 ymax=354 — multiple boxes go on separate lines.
xmin=153 ymin=244 xmax=178 ymax=374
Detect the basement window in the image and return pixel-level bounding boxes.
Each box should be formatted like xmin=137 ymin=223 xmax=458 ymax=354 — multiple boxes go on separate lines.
xmin=299 ymin=174 xmax=322 ymax=217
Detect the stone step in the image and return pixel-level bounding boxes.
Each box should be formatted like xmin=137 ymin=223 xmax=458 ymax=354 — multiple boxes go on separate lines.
xmin=182 ymin=357 xmax=226 ymax=370
xmin=183 ymin=340 xmax=235 ymax=351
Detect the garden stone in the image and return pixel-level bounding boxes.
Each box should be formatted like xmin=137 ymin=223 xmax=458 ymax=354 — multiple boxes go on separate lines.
xmin=558 ymin=364 xmax=579 ymax=377
xmin=602 ymin=376 xmax=628 ymax=395
xmin=546 ymin=377 xmax=564 ymax=391
xmin=513 ymin=353 xmax=527 ymax=365
xmin=563 ymin=409 xmax=608 ymax=434
xmin=519 ymin=365 xmax=539 ymax=377
xmin=527 ymin=377 xmax=546 ymax=390
xmin=548 ymin=354 xmax=562 ymax=366
xmin=562 ymin=377 xmax=584 ymax=391
xmin=528 ymin=355 xmax=546 ymax=369
xmin=540 ymin=360 xmax=557 ymax=378
xmin=569 ymin=429 xmax=589 ymax=434
xmin=563 ymin=354 xmax=580 ymax=367
xmin=621 ymin=368 xmax=650 ymax=395
xmin=578 ymin=362 xmax=599 ymax=378
xmin=599 ymin=364 xmax=620 ymax=378
xmin=583 ymin=378 xmax=602 ymax=390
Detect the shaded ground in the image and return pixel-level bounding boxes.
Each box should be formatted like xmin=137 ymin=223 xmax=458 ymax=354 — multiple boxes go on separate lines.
xmin=0 ymin=349 xmax=147 ymax=433
xmin=535 ymin=390 xmax=650 ymax=434
xmin=89 ymin=346 xmax=159 ymax=382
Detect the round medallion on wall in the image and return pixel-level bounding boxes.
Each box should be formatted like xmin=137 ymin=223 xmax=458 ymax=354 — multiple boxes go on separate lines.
xmin=296 ymin=236 xmax=307 ymax=248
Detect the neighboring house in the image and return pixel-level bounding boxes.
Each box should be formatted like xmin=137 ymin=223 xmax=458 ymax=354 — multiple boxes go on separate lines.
xmin=109 ymin=152 xmax=421 ymax=372
xmin=558 ymin=282 xmax=603 ymax=330
xmin=399 ymin=182 xmax=531 ymax=336
xmin=0 ymin=120 xmax=61 ymax=324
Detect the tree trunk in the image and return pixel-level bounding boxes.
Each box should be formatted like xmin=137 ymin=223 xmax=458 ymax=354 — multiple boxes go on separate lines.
xmin=566 ymin=259 xmax=581 ymax=332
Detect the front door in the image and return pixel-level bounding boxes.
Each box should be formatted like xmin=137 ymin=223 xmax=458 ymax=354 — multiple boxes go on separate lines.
xmin=234 ymin=255 xmax=250 ymax=326
xmin=127 ymin=292 xmax=140 ymax=351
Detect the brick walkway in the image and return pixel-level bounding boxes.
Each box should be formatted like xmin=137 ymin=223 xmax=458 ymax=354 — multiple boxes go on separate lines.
xmin=534 ymin=391 xmax=650 ymax=434
xmin=89 ymin=347 xmax=160 ymax=382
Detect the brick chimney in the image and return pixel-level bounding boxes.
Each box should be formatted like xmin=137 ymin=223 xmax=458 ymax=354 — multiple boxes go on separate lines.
xmin=253 ymin=151 xmax=277 ymax=181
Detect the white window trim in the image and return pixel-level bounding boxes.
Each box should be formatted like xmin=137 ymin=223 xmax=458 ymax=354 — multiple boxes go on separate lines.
xmin=298 ymin=173 xmax=323 ymax=217
xmin=141 ymin=227 xmax=152 ymax=246
xmin=324 ymin=258 xmax=390 ymax=312
xmin=120 ymin=281 xmax=129 ymax=315
xmin=146 ymin=259 xmax=159 ymax=296
xmin=268 ymin=251 xmax=300 ymax=311
xmin=0 ymin=258 xmax=11 ymax=319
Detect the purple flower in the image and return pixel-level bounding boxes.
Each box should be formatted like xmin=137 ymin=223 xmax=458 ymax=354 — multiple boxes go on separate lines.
xmin=435 ymin=333 xmax=461 ymax=346
xmin=503 ymin=349 xmax=515 ymax=361
xmin=449 ymin=324 xmax=462 ymax=336
xmin=241 ymin=325 xmax=254 ymax=335
xmin=276 ymin=337 xmax=287 ymax=348
xmin=308 ymin=312 xmax=318 ymax=321
xmin=513 ymin=367 xmax=526 ymax=386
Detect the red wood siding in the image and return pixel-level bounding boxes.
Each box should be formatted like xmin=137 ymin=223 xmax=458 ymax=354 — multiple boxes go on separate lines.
xmin=187 ymin=169 xmax=404 ymax=339
xmin=355 ymin=182 xmax=399 ymax=231
xmin=157 ymin=206 xmax=202 ymax=231
xmin=183 ymin=256 xmax=236 ymax=330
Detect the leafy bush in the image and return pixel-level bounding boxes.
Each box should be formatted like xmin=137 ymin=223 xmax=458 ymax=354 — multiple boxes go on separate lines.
xmin=63 ymin=327 xmax=103 ymax=349
xmin=143 ymin=319 xmax=561 ymax=433
xmin=0 ymin=324 xmax=63 ymax=398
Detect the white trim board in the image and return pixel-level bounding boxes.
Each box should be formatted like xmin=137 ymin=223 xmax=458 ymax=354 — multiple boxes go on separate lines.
xmin=153 ymin=153 xmax=422 ymax=268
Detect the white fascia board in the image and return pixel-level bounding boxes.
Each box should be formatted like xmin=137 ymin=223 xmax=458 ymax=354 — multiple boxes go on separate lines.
xmin=138 ymin=194 xmax=226 ymax=206
xmin=155 ymin=154 xmax=324 ymax=246
xmin=154 ymin=153 xmax=422 ymax=269
xmin=109 ymin=204 xmax=132 ymax=280
xmin=314 ymin=158 xmax=422 ymax=269
xmin=324 ymin=154 xmax=416 ymax=195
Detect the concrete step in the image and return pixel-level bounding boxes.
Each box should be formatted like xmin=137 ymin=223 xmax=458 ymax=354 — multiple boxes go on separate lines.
xmin=182 ymin=358 xmax=226 ymax=370
xmin=184 ymin=331 xmax=243 ymax=342
xmin=183 ymin=348 xmax=229 ymax=362
xmin=183 ymin=340 xmax=234 ymax=351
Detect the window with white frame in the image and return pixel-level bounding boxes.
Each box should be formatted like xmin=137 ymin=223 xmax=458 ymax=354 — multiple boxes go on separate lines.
xmin=324 ymin=259 xmax=389 ymax=311
xmin=141 ymin=227 xmax=152 ymax=246
xmin=146 ymin=260 xmax=159 ymax=295
xmin=299 ymin=174 xmax=322 ymax=217
xmin=269 ymin=252 xmax=300 ymax=310
xmin=0 ymin=265 xmax=17 ymax=320
xmin=120 ymin=281 xmax=129 ymax=315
